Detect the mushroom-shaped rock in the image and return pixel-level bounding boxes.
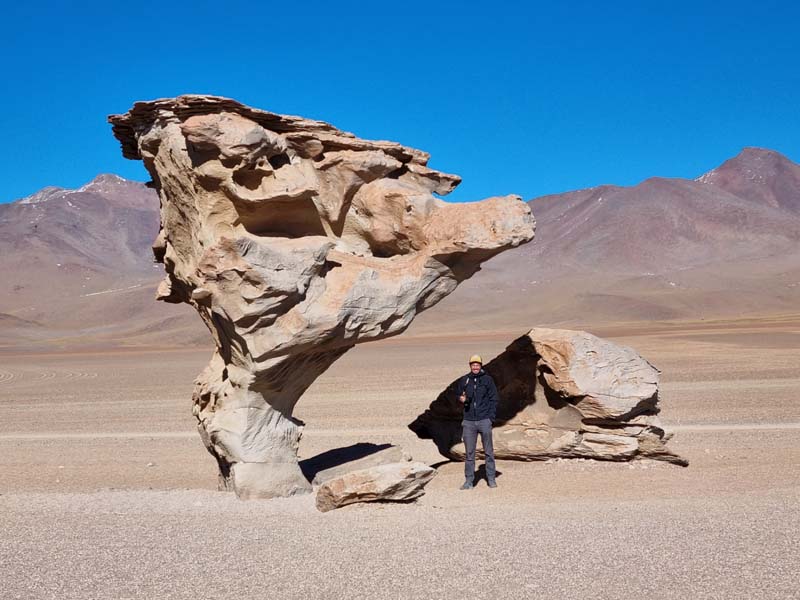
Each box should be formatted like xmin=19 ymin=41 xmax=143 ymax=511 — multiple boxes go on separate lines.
xmin=108 ymin=95 xmax=535 ymax=499
xmin=409 ymin=328 xmax=687 ymax=466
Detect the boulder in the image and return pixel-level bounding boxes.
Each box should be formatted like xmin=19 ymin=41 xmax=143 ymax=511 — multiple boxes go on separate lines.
xmin=315 ymin=462 xmax=436 ymax=512
xmin=409 ymin=328 xmax=687 ymax=466
xmin=108 ymin=96 xmax=535 ymax=499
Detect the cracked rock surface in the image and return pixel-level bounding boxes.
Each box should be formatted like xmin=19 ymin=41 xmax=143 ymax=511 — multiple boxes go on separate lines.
xmin=409 ymin=328 xmax=687 ymax=466
xmin=109 ymin=95 xmax=535 ymax=499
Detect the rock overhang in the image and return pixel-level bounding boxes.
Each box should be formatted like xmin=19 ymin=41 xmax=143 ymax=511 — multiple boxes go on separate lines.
xmin=109 ymin=95 xmax=457 ymax=190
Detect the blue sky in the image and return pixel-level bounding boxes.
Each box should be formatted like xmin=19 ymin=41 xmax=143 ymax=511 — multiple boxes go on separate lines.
xmin=1 ymin=0 xmax=798 ymax=203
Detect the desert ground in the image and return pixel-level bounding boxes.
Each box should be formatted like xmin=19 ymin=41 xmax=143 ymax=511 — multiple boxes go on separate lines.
xmin=1 ymin=316 xmax=799 ymax=599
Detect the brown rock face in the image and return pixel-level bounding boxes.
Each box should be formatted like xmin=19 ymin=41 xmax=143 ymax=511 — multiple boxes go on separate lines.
xmin=108 ymin=95 xmax=535 ymax=499
xmin=409 ymin=328 xmax=687 ymax=466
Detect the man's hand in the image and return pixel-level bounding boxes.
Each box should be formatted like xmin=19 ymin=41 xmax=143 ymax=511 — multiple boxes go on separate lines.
xmin=458 ymin=392 xmax=466 ymax=404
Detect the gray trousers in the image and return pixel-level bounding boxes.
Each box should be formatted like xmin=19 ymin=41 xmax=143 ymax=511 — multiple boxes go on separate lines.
xmin=462 ymin=418 xmax=496 ymax=482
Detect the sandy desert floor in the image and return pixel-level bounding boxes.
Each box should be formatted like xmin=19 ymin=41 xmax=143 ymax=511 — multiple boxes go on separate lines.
xmin=1 ymin=317 xmax=799 ymax=599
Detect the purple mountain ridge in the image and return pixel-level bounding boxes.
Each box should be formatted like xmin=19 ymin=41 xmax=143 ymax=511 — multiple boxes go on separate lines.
xmin=2 ymin=148 xmax=799 ymax=345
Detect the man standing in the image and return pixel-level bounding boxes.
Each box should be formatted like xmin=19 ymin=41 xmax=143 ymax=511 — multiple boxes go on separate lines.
xmin=457 ymin=355 xmax=498 ymax=489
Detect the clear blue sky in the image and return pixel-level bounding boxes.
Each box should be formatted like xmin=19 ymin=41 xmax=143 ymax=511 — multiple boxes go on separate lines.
xmin=2 ymin=0 xmax=798 ymax=203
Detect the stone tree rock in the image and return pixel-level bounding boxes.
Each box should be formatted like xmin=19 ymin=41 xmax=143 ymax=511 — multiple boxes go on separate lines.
xmin=108 ymin=95 xmax=535 ymax=499
xmin=409 ymin=328 xmax=688 ymax=466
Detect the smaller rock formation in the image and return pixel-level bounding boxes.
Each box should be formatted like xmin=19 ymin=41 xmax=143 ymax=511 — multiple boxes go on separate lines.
xmin=409 ymin=328 xmax=687 ymax=466
xmin=316 ymin=462 xmax=436 ymax=512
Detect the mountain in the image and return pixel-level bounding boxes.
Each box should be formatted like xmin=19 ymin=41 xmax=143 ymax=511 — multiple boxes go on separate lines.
xmin=2 ymin=148 xmax=799 ymax=347
xmin=414 ymin=147 xmax=800 ymax=331
xmin=698 ymin=147 xmax=800 ymax=214
xmin=0 ymin=175 xmax=202 ymax=347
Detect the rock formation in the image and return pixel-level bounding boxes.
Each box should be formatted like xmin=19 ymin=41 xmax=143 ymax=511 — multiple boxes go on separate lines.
xmin=108 ymin=95 xmax=535 ymax=499
xmin=409 ymin=328 xmax=687 ymax=466
xmin=316 ymin=462 xmax=437 ymax=513
xmin=302 ymin=443 xmax=433 ymax=511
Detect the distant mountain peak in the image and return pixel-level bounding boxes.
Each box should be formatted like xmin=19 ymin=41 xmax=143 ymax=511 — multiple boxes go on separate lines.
xmin=12 ymin=174 xmax=149 ymax=208
xmin=76 ymin=173 xmax=141 ymax=193
xmin=737 ymin=146 xmax=787 ymax=160
xmin=93 ymin=173 xmax=128 ymax=182
xmin=697 ymin=147 xmax=791 ymax=181
xmin=695 ymin=147 xmax=800 ymax=211
xmin=17 ymin=186 xmax=67 ymax=205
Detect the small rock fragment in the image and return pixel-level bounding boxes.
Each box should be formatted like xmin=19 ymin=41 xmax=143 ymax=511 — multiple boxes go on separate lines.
xmin=316 ymin=462 xmax=436 ymax=512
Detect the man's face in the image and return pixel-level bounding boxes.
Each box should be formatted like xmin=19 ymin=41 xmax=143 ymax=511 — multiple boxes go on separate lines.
xmin=470 ymin=362 xmax=481 ymax=374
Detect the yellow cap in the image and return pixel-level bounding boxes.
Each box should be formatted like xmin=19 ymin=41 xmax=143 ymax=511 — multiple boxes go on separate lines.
xmin=468 ymin=354 xmax=483 ymax=365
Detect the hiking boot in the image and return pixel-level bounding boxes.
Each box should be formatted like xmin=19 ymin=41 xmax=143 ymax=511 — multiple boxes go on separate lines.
xmin=487 ymin=480 xmax=497 ymax=488
xmin=460 ymin=480 xmax=474 ymax=490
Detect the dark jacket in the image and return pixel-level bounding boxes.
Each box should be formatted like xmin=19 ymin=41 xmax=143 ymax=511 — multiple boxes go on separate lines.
xmin=457 ymin=369 xmax=498 ymax=421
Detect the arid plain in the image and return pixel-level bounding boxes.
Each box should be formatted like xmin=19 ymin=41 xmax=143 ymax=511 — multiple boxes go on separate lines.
xmin=2 ymin=316 xmax=798 ymax=599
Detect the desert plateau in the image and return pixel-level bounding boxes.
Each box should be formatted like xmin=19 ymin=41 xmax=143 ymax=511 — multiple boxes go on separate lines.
xmin=2 ymin=6 xmax=800 ymax=598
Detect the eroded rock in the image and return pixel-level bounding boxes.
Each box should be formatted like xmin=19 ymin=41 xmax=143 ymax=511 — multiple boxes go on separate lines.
xmin=108 ymin=95 xmax=535 ymax=499
xmin=409 ymin=328 xmax=687 ymax=466
xmin=315 ymin=462 xmax=436 ymax=512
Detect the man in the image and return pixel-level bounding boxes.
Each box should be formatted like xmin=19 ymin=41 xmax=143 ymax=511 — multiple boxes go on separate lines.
xmin=457 ymin=354 xmax=498 ymax=489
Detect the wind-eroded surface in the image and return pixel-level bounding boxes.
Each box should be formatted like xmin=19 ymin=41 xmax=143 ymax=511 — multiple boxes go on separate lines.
xmin=1 ymin=319 xmax=799 ymax=599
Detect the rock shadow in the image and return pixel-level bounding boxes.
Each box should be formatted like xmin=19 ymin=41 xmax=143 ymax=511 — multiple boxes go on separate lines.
xmin=300 ymin=442 xmax=393 ymax=483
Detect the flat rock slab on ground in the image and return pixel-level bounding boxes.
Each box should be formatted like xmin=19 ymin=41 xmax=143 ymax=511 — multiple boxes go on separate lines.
xmin=315 ymin=461 xmax=436 ymax=512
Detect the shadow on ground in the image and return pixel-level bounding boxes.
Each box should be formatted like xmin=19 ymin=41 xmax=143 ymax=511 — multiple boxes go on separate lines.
xmin=300 ymin=442 xmax=393 ymax=483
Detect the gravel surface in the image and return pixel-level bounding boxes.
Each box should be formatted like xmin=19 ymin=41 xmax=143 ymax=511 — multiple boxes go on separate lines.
xmin=1 ymin=322 xmax=799 ymax=599
xmin=2 ymin=487 xmax=798 ymax=600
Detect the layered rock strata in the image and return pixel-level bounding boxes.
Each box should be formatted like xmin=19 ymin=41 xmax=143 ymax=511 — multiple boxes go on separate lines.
xmin=109 ymin=95 xmax=535 ymax=499
xmin=409 ymin=328 xmax=687 ymax=466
